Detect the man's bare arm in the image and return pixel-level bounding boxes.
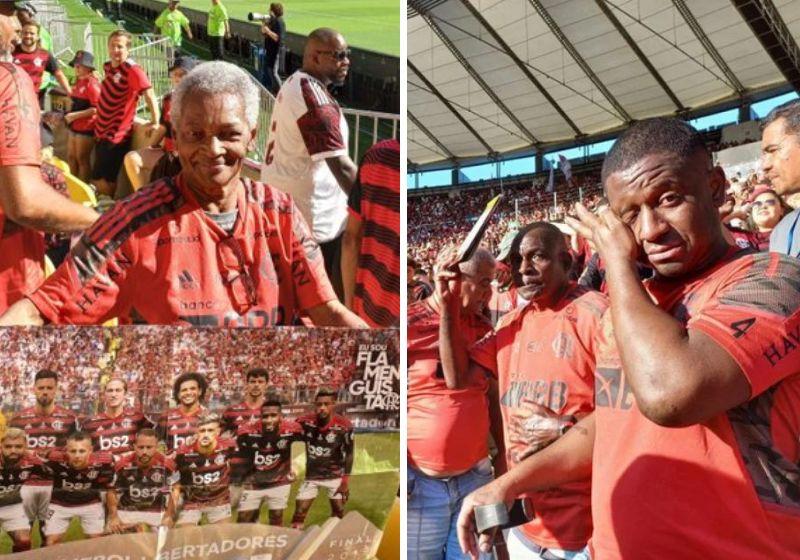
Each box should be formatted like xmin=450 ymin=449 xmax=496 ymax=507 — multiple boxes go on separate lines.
xmin=307 ymin=300 xmax=368 ymax=328
xmin=0 ymin=165 xmax=98 ymax=232
xmin=340 ymin=213 xmax=362 ymax=309
xmin=326 ymin=155 xmax=357 ymax=196
xmin=0 ymin=298 xmax=45 ymax=326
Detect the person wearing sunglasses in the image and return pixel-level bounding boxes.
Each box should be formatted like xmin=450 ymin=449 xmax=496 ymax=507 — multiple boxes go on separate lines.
xmin=744 ymin=186 xmax=788 ymax=251
xmin=261 ymin=27 xmax=359 ymax=302
xmin=0 ymin=61 xmax=367 ymax=329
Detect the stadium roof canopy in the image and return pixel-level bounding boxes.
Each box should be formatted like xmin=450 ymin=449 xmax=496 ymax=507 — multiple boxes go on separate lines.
xmin=408 ymin=0 xmax=800 ymax=169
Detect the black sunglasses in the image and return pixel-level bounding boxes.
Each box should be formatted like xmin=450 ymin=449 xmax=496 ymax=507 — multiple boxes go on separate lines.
xmin=317 ymin=49 xmax=351 ymax=61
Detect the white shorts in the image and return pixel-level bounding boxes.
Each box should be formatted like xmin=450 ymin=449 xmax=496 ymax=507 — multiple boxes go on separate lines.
xmin=20 ymin=485 xmax=51 ymax=522
xmin=238 ymin=484 xmax=292 ymax=512
xmin=45 ymin=502 xmax=105 ymax=536
xmin=118 ymin=509 xmax=163 ymax=530
xmin=296 ymin=478 xmax=343 ymax=501
xmin=176 ymin=503 xmax=231 ymax=525
xmin=0 ymin=502 xmax=31 ymax=532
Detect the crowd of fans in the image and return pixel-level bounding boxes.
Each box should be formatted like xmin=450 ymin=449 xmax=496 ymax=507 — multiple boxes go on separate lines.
xmin=0 ymin=327 xmax=398 ymax=417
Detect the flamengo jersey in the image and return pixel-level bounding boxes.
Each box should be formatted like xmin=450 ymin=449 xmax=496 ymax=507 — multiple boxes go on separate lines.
xmin=221 ymin=401 xmax=263 ymax=483
xmin=12 ymin=46 xmax=58 ymax=92
xmin=10 ymin=406 xmax=77 ymax=457
xmin=69 ymin=75 xmax=102 ymax=134
xmin=156 ymin=406 xmax=207 ymax=453
xmin=237 ymin=420 xmax=302 ymax=488
xmin=95 ymin=59 xmax=151 ymax=144
xmin=47 ymin=450 xmax=114 ymax=506
xmin=175 ymin=438 xmax=236 ymax=508
xmin=591 ymin=251 xmax=800 ymax=558
xmin=80 ymin=408 xmax=152 ymax=457
xmin=0 ymin=453 xmax=49 ymax=507
xmin=114 ymin=451 xmax=178 ymax=512
xmin=297 ymin=414 xmax=353 ymax=480
xmin=27 ymin=175 xmax=336 ymax=327
xmin=261 ymin=71 xmax=349 ymax=243
xmin=470 ymin=284 xmax=607 ymax=550
xmin=349 ymin=139 xmax=400 ymax=327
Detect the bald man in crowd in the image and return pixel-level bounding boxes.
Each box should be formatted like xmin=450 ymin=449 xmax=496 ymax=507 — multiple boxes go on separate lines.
xmin=408 ymin=248 xmax=505 ymax=559
xmin=261 ymin=27 xmax=358 ymax=299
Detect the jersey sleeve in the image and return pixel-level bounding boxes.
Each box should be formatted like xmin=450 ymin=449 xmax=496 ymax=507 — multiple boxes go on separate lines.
xmin=88 ymin=78 xmax=101 ymax=106
xmin=26 ymin=212 xmax=136 ymax=324
xmin=45 ymin=53 xmax=59 ymax=74
xmin=155 ymin=11 xmax=167 ymax=29
xmin=295 ymin=78 xmax=346 ymax=161
xmin=688 ymin=253 xmax=800 ymax=398
xmin=285 ymin=198 xmax=337 ymax=310
xmin=0 ymin=65 xmax=41 ymax=166
xmin=469 ymin=329 xmax=499 ymax=377
xmin=130 ymin=64 xmax=152 ymax=93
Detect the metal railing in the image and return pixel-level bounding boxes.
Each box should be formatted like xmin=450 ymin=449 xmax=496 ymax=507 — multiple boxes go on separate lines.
xmin=45 ymin=18 xmax=400 ymax=164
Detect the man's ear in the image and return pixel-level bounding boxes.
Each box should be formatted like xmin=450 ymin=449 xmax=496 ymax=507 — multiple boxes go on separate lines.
xmin=709 ymin=165 xmax=727 ymax=208
xmin=247 ymin=128 xmax=258 ymax=153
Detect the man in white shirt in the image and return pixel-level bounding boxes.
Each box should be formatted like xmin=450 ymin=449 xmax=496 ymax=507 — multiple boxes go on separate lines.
xmin=261 ymin=27 xmax=358 ymax=298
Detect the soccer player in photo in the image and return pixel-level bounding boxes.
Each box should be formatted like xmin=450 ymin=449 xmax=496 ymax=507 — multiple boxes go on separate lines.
xmin=292 ymin=389 xmax=354 ymax=527
xmin=173 ymin=413 xmax=236 ymax=526
xmin=108 ymin=429 xmax=179 ymax=532
xmin=10 ymin=369 xmax=76 ymax=539
xmin=222 ymin=367 xmax=269 ymax=510
xmin=44 ymin=432 xmax=114 ymax=545
xmin=237 ymin=401 xmax=302 ymax=525
xmin=157 ymin=372 xmax=208 ymax=454
xmin=80 ymin=377 xmax=152 ymax=461
xmin=0 ymin=428 xmax=50 ymax=552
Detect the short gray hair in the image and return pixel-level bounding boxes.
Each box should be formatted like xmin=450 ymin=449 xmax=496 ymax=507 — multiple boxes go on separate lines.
xmin=171 ymin=61 xmax=260 ymax=130
xmin=763 ymin=99 xmax=800 ymax=137
xmin=459 ymin=247 xmax=495 ymax=276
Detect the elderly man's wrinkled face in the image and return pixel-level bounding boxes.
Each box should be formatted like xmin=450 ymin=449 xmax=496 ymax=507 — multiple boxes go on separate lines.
xmin=511 ymin=229 xmax=570 ymax=304
xmin=175 ymin=92 xmax=255 ymax=199
xmin=0 ymin=15 xmax=16 ymax=55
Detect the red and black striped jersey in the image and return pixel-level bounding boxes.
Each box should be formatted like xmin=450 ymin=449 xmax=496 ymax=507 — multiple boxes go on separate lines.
xmin=175 ymin=438 xmax=236 ymax=508
xmin=27 ymin=175 xmax=336 ymax=327
xmin=95 ymin=60 xmax=151 ymax=144
xmin=47 ymin=450 xmax=115 ymax=506
xmin=114 ymin=451 xmax=178 ymax=512
xmin=11 ymin=46 xmax=57 ymax=92
xmin=161 ymin=92 xmax=175 ymax=152
xmin=156 ymin=406 xmax=207 ymax=453
xmin=221 ymin=400 xmax=263 ymax=483
xmin=237 ymin=420 xmax=302 ymax=488
xmin=10 ymin=406 xmax=77 ymax=458
xmin=0 ymin=452 xmax=50 ymax=506
xmin=297 ymin=414 xmax=353 ymax=480
xmin=349 ymin=139 xmax=400 ymax=328
xmin=79 ymin=408 xmax=153 ymax=458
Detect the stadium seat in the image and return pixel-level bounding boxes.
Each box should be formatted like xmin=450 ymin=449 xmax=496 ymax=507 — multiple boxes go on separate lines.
xmin=65 ymin=172 xmax=98 ymax=208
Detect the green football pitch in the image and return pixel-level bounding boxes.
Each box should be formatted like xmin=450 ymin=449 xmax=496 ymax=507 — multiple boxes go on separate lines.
xmin=159 ymin=0 xmax=399 ymax=56
xmin=0 ymin=432 xmax=399 ymax=553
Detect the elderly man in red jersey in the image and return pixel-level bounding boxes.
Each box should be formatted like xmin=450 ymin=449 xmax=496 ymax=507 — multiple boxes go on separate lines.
xmin=457 ymin=117 xmax=800 ymax=559
xmin=0 ymin=61 xmax=366 ymax=329
xmin=408 ymin=247 xmax=504 ymax=559
xmin=441 ymin=223 xmax=607 ymax=559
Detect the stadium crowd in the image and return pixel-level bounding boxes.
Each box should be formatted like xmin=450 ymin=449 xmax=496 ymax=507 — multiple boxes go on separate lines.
xmin=408 ymin=108 xmax=800 ymax=560
xmin=0 ymin=8 xmax=400 ymax=330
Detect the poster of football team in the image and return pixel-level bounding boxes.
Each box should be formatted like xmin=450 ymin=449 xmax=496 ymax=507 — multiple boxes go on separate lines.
xmin=0 ymin=327 xmax=399 ymax=556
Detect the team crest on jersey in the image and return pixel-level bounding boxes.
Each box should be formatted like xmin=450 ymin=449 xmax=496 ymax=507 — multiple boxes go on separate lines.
xmin=122 ymin=419 xmax=132 ymax=429
xmin=551 ymin=332 xmax=574 ymax=359
xmin=277 ymin=439 xmax=287 ymax=449
xmin=326 ymin=432 xmax=336 ymax=443
xmin=214 ymin=454 xmax=225 ymax=465
xmin=33 ymin=58 xmax=42 ymax=67
xmin=151 ymin=471 xmax=163 ymax=483
xmin=52 ymin=421 xmax=63 ymax=430
xmin=19 ymin=471 xmax=28 ymax=481
xmin=24 ymin=424 xmax=32 ymax=430
xmin=87 ymin=470 xmax=98 ymax=480
xmin=113 ymin=72 xmax=122 ymax=83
